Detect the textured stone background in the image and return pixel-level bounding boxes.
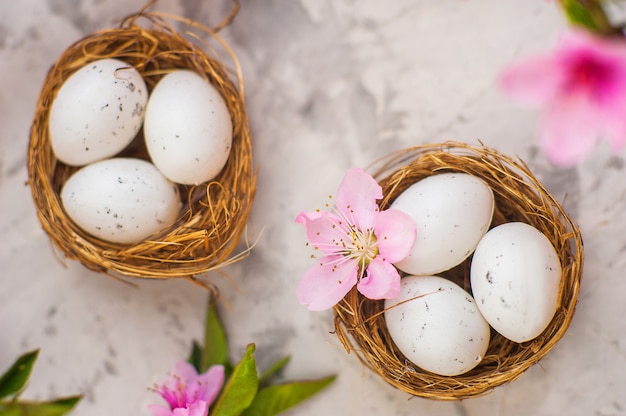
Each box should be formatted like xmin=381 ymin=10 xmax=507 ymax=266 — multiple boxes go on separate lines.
xmin=1 ymin=1 xmax=624 ymax=415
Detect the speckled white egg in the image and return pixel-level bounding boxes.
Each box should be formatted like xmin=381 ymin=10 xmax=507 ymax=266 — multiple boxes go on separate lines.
xmin=144 ymin=70 xmax=233 ymax=185
xmin=390 ymin=173 xmax=494 ymax=275
xmin=60 ymin=158 xmax=182 ymax=244
xmin=49 ymin=59 xmax=148 ymax=166
xmin=470 ymin=222 xmax=562 ymax=343
xmin=384 ymin=276 xmax=490 ymax=376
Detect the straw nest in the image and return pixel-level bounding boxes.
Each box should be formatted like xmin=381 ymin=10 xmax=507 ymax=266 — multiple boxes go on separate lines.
xmin=27 ymin=3 xmax=256 ymax=283
xmin=333 ymin=142 xmax=583 ymax=400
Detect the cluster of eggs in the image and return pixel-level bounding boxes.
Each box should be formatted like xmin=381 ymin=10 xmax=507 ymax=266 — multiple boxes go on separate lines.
xmin=50 ymin=58 xmax=233 ymax=244
xmin=383 ymin=173 xmax=562 ymax=376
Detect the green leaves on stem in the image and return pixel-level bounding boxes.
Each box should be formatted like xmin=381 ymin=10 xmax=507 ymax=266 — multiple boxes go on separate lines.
xmin=190 ymin=295 xmax=336 ymax=416
xmin=188 ymin=295 xmax=233 ymax=377
xmin=558 ymin=0 xmax=619 ymax=36
xmin=241 ymin=375 xmax=337 ymax=416
xmin=201 ymin=296 xmax=232 ymax=374
xmin=212 ymin=344 xmax=258 ymax=416
xmin=0 ymin=396 xmax=82 ymax=416
xmin=0 ymin=350 xmax=39 ymax=400
xmin=0 ymin=350 xmax=81 ymax=416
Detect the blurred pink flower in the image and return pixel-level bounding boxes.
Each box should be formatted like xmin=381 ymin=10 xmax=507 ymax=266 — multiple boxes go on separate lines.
xmin=500 ymin=30 xmax=626 ymax=166
xmin=149 ymin=361 xmax=224 ymax=416
xmin=296 ymin=168 xmax=416 ymax=311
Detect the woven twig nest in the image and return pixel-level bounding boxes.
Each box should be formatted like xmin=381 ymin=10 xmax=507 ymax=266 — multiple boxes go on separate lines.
xmin=333 ymin=142 xmax=583 ymax=400
xmin=27 ymin=5 xmax=255 ymax=282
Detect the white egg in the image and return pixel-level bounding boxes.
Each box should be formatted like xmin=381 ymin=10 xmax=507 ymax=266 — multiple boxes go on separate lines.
xmin=390 ymin=173 xmax=494 ymax=275
xmin=144 ymin=70 xmax=233 ymax=185
xmin=384 ymin=276 xmax=490 ymax=376
xmin=49 ymin=59 xmax=148 ymax=166
xmin=61 ymin=158 xmax=182 ymax=244
xmin=470 ymin=222 xmax=562 ymax=343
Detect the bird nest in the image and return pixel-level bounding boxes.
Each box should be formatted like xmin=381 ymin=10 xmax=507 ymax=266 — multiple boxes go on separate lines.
xmin=333 ymin=142 xmax=583 ymax=400
xmin=27 ymin=4 xmax=256 ymax=284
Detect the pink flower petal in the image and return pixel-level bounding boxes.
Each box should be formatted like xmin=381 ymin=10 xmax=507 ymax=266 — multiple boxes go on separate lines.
xmin=373 ymin=209 xmax=416 ymax=264
xmin=559 ymin=29 xmax=626 ymax=62
xmin=540 ymin=95 xmax=600 ymax=166
xmin=172 ymin=401 xmax=209 ymax=416
xmin=148 ymin=404 xmax=174 ymax=416
xmin=357 ymin=257 xmax=401 ymax=300
xmin=593 ymin=74 xmax=626 ymax=150
xmin=297 ymin=255 xmax=358 ymax=311
xmin=602 ymin=114 xmax=626 ymax=151
xmin=499 ymin=54 xmax=565 ymax=105
xmin=195 ymin=365 xmax=224 ymax=405
xmin=335 ymin=168 xmax=382 ymax=231
xmin=171 ymin=361 xmax=201 ymax=384
xmin=295 ymin=210 xmax=351 ymax=255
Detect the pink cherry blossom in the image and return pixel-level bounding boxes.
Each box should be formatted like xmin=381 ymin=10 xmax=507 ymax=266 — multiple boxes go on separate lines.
xmin=296 ymin=168 xmax=417 ymax=311
xmin=149 ymin=361 xmax=224 ymax=416
xmin=500 ymin=29 xmax=626 ymax=166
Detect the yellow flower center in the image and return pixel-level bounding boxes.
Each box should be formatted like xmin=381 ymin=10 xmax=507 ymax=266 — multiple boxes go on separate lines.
xmin=346 ymin=226 xmax=379 ymax=276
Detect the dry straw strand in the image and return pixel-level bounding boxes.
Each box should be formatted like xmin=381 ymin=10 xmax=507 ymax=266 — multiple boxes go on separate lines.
xmin=333 ymin=141 xmax=583 ymax=400
xmin=28 ymin=2 xmax=256 ymax=281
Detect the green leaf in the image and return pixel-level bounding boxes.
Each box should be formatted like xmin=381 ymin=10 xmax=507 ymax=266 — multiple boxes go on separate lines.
xmin=0 ymin=350 xmax=39 ymax=400
xmin=187 ymin=341 xmax=204 ymax=372
xmin=258 ymin=356 xmax=291 ymax=388
xmin=0 ymin=402 xmax=21 ymax=416
xmin=211 ymin=344 xmax=259 ymax=416
xmin=0 ymin=395 xmax=81 ymax=416
xmin=201 ymin=295 xmax=230 ymax=373
xmin=558 ymin=0 xmax=614 ymax=35
xmin=241 ymin=375 xmax=336 ymax=416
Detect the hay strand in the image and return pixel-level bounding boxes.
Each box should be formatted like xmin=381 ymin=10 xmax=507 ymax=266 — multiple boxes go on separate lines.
xmin=333 ymin=141 xmax=583 ymax=400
